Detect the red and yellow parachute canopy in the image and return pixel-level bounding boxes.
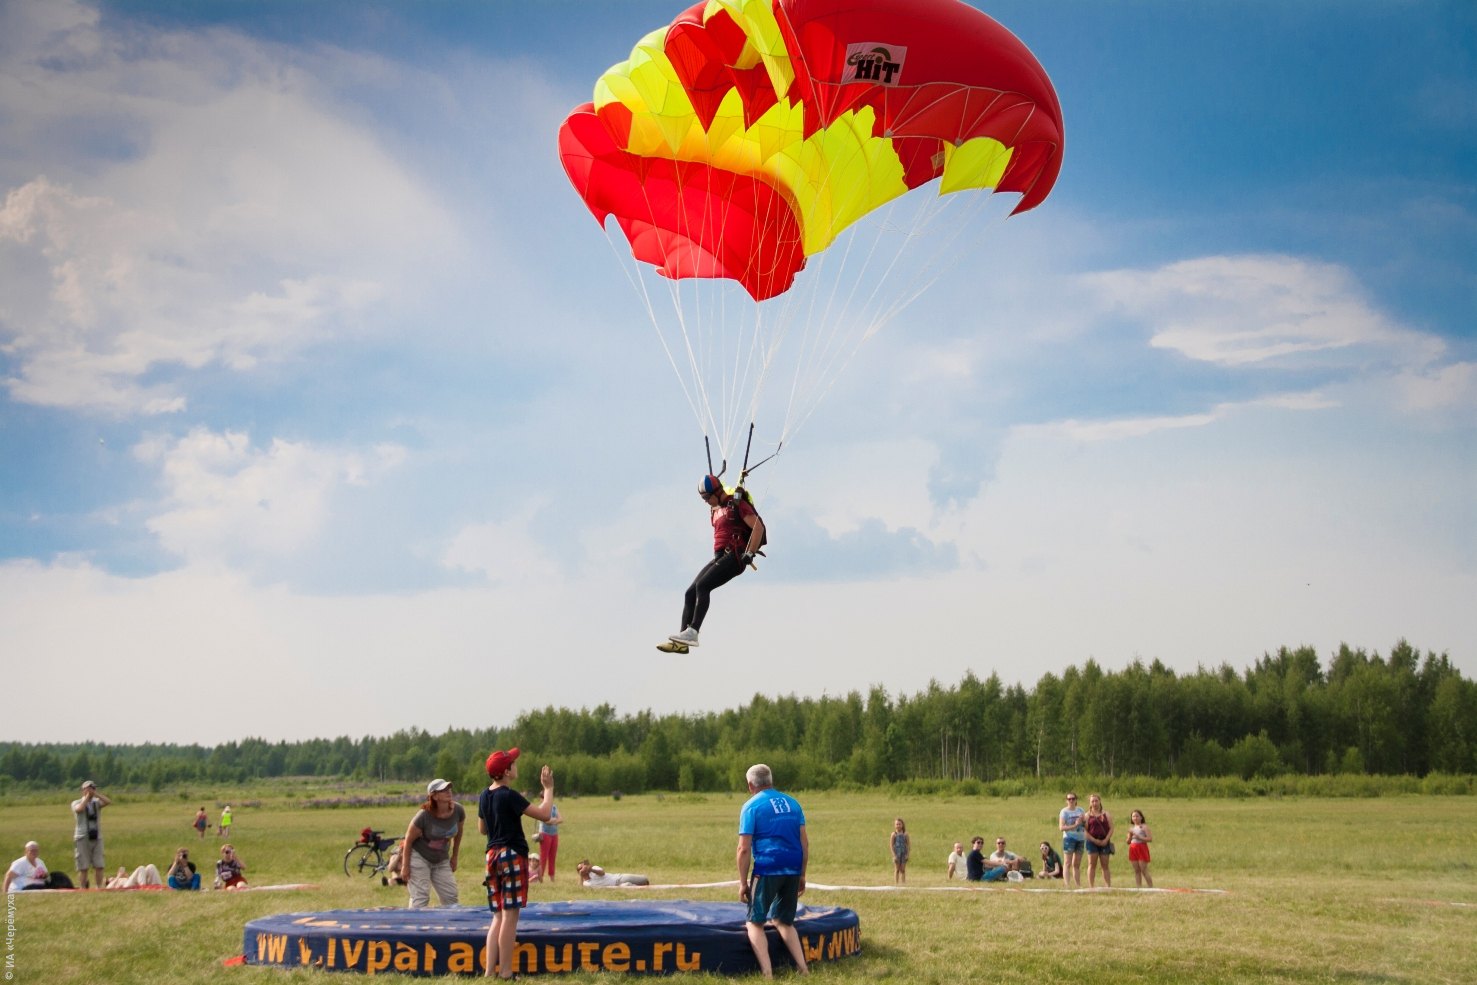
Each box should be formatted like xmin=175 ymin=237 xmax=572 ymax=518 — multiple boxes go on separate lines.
xmin=558 ymin=0 xmax=1064 ymax=302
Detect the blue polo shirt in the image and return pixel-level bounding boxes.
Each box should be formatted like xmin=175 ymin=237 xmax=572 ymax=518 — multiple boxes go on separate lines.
xmin=738 ymin=788 xmax=805 ymax=876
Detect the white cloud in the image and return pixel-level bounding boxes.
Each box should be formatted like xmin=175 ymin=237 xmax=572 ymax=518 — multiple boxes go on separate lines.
xmin=1392 ymin=361 xmax=1477 ymax=415
xmin=136 ymin=428 xmax=404 ymax=566
xmin=0 ymin=3 xmax=467 ymax=415
xmin=442 ymin=509 xmax=565 ymax=587
xmin=1086 ymin=254 xmax=1446 ymax=369
xmin=1033 ymin=391 xmax=1338 ymax=443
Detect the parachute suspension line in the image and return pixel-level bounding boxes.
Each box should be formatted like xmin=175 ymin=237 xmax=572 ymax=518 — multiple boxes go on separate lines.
xmin=769 ymin=147 xmax=1011 ymax=446
xmin=618 ymin=162 xmax=731 ymax=451
xmin=680 ymin=141 xmax=793 ymax=470
xmin=601 ymin=223 xmax=712 ymax=438
xmin=738 ymin=421 xmax=782 ymax=487
xmin=699 ymin=155 xmax=745 ymax=467
xmin=599 ymin=76 xmax=1018 ymax=474
xmin=767 ymin=149 xmax=918 ymax=447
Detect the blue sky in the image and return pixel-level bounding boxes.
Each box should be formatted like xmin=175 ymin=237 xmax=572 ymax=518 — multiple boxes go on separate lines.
xmin=2 ymin=0 xmax=1472 ymax=744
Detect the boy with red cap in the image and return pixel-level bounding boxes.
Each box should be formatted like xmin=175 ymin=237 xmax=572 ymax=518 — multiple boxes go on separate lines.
xmin=477 ymin=747 xmax=555 ymax=980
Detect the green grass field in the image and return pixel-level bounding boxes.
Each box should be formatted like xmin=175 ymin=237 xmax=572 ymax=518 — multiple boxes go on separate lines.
xmin=3 ymin=786 xmax=1472 ymax=984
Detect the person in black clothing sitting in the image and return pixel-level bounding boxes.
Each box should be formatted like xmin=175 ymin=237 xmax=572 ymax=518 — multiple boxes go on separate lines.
xmin=965 ymin=837 xmax=987 ymax=881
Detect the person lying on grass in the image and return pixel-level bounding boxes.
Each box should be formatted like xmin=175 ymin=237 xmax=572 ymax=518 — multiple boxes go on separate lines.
xmin=575 ymin=859 xmax=650 ymax=887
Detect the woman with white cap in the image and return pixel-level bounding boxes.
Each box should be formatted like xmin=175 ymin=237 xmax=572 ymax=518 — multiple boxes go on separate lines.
xmin=400 ymin=778 xmax=464 ymax=908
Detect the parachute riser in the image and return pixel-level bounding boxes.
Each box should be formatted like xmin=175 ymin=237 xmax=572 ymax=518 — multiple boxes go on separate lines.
xmin=704 ymin=425 xmax=780 ymax=492
xmin=735 ymin=423 xmax=782 ymax=492
xmin=705 ymin=436 xmax=727 ymax=483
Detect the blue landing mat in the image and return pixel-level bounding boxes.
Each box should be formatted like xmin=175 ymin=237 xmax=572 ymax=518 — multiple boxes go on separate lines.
xmin=244 ymin=899 xmax=861 ymax=976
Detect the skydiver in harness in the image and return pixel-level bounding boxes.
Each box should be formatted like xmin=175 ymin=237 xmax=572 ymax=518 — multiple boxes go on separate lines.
xmin=659 ymin=474 xmax=766 ymax=652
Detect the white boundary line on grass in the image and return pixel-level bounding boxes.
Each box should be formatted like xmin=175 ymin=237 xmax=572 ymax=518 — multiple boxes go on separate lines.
xmin=1375 ymin=898 xmax=1476 ymax=909
xmin=610 ymin=880 xmax=1228 ymax=895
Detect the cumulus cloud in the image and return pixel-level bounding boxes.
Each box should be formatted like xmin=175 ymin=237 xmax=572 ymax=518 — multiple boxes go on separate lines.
xmin=1034 ymin=392 xmax=1338 ymax=444
xmin=1085 ymin=254 xmax=1445 ymax=369
xmin=136 ymin=427 xmax=405 ymax=567
xmin=0 ymin=1 xmax=466 ymax=416
xmin=441 ymin=509 xmax=566 ymax=587
xmin=1391 ymin=361 xmax=1477 ymax=416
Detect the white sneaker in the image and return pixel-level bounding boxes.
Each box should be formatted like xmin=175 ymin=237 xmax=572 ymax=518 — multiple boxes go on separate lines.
xmin=668 ymin=627 xmax=699 ymax=646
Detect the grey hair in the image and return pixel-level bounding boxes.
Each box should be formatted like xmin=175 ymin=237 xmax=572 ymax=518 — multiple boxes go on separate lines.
xmin=745 ymin=764 xmax=773 ymax=789
xmin=25 ymin=841 xmax=39 ymax=851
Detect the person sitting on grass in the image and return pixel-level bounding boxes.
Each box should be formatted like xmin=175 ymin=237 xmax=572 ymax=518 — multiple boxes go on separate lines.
xmin=964 ymin=837 xmax=990 ymax=881
xmin=383 ymin=840 xmax=407 ymax=887
xmin=947 ymin=841 xmax=965 ymax=879
xmin=167 ymin=848 xmax=201 ymax=890
xmin=215 ymin=844 xmax=248 ymax=890
xmin=4 ymin=841 xmax=50 ymax=892
xmin=965 ymin=836 xmax=1016 ymax=883
xmin=987 ymin=837 xmax=1029 ymax=880
xmin=1037 ymin=841 xmax=1063 ymax=879
xmin=575 ymin=859 xmax=650 ymax=887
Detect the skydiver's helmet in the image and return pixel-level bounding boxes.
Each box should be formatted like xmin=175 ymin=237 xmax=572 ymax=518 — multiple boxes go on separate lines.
xmin=699 ymin=475 xmax=724 ymax=497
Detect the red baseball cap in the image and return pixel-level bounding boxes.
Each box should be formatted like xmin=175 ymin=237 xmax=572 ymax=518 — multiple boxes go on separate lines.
xmin=485 ymin=747 xmax=520 ymax=778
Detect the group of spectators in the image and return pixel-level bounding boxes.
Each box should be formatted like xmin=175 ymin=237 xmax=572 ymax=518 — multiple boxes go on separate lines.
xmin=939 ymin=792 xmax=1156 ymax=889
xmin=946 ymin=835 xmax=1039 ymax=883
xmin=1056 ymin=791 xmax=1155 ymax=888
xmin=3 ymin=781 xmax=249 ymax=893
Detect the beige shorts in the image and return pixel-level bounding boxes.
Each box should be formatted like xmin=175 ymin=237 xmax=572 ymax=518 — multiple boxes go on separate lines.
xmin=75 ymin=836 xmax=105 ymax=870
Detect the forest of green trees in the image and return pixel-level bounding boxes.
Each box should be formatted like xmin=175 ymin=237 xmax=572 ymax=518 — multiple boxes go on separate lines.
xmin=3 ymin=641 xmax=1472 ymax=797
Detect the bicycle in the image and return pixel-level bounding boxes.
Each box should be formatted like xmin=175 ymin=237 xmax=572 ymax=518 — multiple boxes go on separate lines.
xmin=344 ymin=828 xmax=398 ymax=879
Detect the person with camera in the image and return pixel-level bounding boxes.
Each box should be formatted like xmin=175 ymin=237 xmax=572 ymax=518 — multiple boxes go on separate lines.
xmin=167 ymin=847 xmax=201 ymax=890
xmin=71 ymin=780 xmax=111 ymax=888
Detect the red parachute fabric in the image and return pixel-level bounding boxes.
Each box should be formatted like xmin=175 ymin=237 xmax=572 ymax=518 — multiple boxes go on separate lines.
xmin=558 ymin=0 xmax=1063 ymax=301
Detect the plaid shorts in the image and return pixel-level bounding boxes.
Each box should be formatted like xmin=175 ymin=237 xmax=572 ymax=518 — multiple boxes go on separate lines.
xmin=484 ymin=847 xmax=528 ymax=912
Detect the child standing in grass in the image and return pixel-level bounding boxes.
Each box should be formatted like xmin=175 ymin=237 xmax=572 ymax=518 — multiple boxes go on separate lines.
xmin=1127 ymin=809 xmax=1153 ymax=888
xmin=478 ymin=748 xmax=555 ymax=981
xmin=890 ymin=818 xmax=910 ymax=884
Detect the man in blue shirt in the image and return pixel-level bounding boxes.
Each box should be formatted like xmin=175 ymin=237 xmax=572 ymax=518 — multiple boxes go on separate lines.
xmin=736 ymin=763 xmax=810 ymax=978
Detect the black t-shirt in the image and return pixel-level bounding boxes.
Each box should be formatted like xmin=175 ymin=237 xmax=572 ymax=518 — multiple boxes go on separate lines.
xmin=478 ymin=785 xmax=531 ymax=855
xmin=966 ymin=849 xmax=986 ymax=881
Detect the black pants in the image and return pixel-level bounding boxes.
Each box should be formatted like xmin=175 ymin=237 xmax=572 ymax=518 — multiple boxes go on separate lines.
xmin=682 ymin=551 xmax=745 ymax=632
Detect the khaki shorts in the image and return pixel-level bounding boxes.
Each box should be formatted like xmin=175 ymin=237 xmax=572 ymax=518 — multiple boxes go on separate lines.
xmin=75 ymin=836 xmax=105 ymax=870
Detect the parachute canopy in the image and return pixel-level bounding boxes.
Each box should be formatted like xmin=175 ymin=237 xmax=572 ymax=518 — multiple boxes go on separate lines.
xmin=558 ymin=0 xmax=1064 ymax=302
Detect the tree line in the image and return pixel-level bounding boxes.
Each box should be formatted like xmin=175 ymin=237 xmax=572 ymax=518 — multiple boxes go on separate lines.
xmin=2 ymin=640 xmax=1472 ymax=796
